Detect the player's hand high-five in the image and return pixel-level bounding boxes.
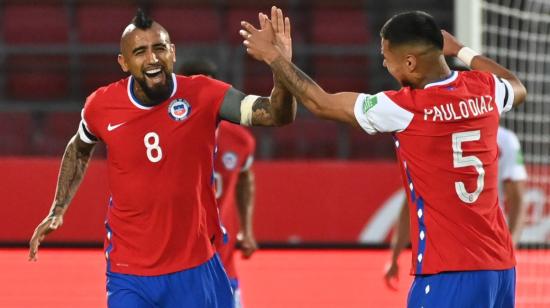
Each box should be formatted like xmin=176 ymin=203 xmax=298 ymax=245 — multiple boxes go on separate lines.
xmin=240 ymin=6 xmax=291 ymax=64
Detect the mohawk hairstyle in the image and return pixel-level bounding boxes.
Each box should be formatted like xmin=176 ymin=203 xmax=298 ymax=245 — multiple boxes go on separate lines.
xmin=132 ymin=8 xmax=153 ymax=29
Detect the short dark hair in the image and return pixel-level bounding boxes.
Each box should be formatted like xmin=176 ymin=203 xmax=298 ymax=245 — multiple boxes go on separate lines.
xmin=180 ymin=59 xmax=218 ymax=78
xmin=380 ymin=11 xmax=443 ymax=50
xmin=132 ymin=8 xmax=153 ymax=29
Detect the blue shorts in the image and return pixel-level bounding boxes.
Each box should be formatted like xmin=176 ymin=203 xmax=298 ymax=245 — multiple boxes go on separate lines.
xmin=106 ymin=254 xmax=234 ymax=308
xmin=408 ymin=268 xmax=515 ymax=308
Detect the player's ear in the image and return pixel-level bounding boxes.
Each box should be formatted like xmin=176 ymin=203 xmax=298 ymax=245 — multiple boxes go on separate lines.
xmin=170 ymin=44 xmax=176 ymax=63
xmin=405 ymin=54 xmax=417 ymax=72
xmin=118 ymin=54 xmax=129 ymax=73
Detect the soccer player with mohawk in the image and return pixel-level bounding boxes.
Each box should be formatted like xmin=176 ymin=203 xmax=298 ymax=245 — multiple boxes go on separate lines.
xmin=29 ymin=8 xmax=295 ymax=307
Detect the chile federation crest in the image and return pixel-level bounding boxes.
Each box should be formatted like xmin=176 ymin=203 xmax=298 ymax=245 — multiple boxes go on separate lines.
xmin=168 ymin=98 xmax=191 ymax=121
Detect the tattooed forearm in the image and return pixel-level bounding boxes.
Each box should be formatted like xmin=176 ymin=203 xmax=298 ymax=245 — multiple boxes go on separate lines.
xmin=251 ymin=97 xmax=273 ymax=126
xmin=269 ymin=55 xmax=330 ymax=117
xmin=49 ymin=135 xmax=94 ymax=217
xmin=250 ymin=69 xmax=296 ymax=126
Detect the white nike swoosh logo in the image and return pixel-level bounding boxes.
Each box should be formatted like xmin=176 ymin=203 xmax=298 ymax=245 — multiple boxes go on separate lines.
xmin=107 ymin=122 xmax=126 ymax=131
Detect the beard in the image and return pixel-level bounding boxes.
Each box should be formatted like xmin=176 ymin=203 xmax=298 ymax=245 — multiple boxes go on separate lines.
xmin=134 ymin=71 xmax=173 ymax=104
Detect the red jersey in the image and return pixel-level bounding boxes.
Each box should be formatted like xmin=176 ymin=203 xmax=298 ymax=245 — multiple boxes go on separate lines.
xmin=354 ymin=70 xmax=516 ymax=275
xmin=213 ymin=121 xmax=255 ymax=279
xmin=78 ymin=74 xmax=231 ymax=276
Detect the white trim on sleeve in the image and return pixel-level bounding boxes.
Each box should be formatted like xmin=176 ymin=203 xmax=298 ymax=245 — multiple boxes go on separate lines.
xmin=353 ymin=93 xmax=414 ymax=134
xmin=492 ymin=75 xmax=515 ymax=114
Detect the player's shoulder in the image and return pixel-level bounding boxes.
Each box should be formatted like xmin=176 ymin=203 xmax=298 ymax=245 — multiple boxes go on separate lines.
xmin=458 ymin=70 xmax=495 ymax=85
xmin=85 ymin=77 xmax=128 ymax=107
xmin=176 ymin=74 xmax=230 ymax=89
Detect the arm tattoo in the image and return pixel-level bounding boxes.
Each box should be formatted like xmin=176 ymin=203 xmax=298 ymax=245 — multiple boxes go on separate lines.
xmin=50 ymin=136 xmax=94 ymax=216
xmin=270 ymin=56 xmax=315 ymax=101
xmin=251 ymin=97 xmax=273 ymax=126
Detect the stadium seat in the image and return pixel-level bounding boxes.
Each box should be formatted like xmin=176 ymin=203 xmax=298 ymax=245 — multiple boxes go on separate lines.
xmin=151 ymin=7 xmax=222 ymax=43
xmin=311 ymin=9 xmax=370 ymax=44
xmin=271 ymin=117 xmax=340 ymax=159
xmin=2 ymin=4 xmax=69 ymax=44
xmin=80 ymin=55 xmax=127 ymax=97
xmin=348 ymin=127 xmax=396 ymax=160
xmin=313 ymin=55 xmax=369 ymax=93
xmin=241 ymin=58 xmax=274 ymax=95
xmin=33 ymin=112 xmax=80 ymax=156
xmin=0 ymin=113 xmax=33 ymax=155
xmin=5 ymin=55 xmax=70 ymax=101
xmin=76 ymin=5 xmax=134 ymax=43
xmin=225 ymin=7 xmax=303 ymax=45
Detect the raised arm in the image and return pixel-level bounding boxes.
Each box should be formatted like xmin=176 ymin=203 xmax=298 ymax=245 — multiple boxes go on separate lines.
xmin=441 ymin=30 xmax=527 ymax=107
xmin=240 ymin=7 xmax=360 ymax=127
xmin=28 ymin=133 xmax=95 ymax=261
xmin=220 ymin=8 xmax=296 ymax=127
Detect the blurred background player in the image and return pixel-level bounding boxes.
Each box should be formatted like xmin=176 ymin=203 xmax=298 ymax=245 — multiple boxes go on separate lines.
xmin=28 ymin=9 xmax=294 ymax=308
xmin=384 ymin=125 xmax=528 ymax=290
xmin=242 ymin=8 xmax=527 ymax=307
xmin=181 ymin=59 xmax=258 ymax=308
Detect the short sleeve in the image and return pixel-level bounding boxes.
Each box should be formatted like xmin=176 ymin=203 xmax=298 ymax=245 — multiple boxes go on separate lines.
xmin=353 ymin=92 xmax=414 ymax=134
xmin=498 ymin=129 xmax=527 ymax=181
xmin=492 ymin=74 xmax=515 ymax=114
xmin=78 ymin=96 xmax=99 ymax=144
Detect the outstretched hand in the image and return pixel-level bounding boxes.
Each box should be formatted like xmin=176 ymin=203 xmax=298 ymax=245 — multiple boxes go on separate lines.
xmin=28 ymin=213 xmax=64 ymax=261
xmin=240 ymin=6 xmax=292 ymax=64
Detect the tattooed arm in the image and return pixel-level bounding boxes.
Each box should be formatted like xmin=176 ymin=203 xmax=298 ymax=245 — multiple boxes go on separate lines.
xmin=240 ymin=7 xmax=359 ymax=127
xmin=219 ymin=7 xmax=296 ymax=127
xmin=28 ymin=133 xmax=95 ymax=261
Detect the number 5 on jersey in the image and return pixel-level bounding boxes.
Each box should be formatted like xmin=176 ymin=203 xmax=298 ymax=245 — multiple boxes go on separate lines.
xmin=144 ymin=132 xmax=163 ymax=163
xmin=452 ymin=130 xmax=485 ymax=203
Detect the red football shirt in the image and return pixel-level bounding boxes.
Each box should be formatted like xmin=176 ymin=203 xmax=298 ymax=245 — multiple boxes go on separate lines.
xmin=213 ymin=121 xmax=255 ymax=279
xmin=354 ymin=70 xmax=516 ymax=275
xmin=78 ymin=74 xmax=231 ymax=275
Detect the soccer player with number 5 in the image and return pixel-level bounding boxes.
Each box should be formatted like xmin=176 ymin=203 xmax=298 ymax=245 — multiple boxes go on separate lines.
xmin=28 ymin=8 xmax=294 ymax=308
xmin=241 ymin=9 xmax=527 ymax=307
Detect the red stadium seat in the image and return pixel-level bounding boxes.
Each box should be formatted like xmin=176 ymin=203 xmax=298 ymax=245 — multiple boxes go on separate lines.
xmin=226 ymin=7 xmax=303 ymax=45
xmin=80 ymin=55 xmax=127 ymax=97
xmin=0 ymin=113 xmax=33 ymax=155
xmin=33 ymin=112 xmax=81 ymax=156
xmin=313 ymin=55 xmax=369 ymax=93
xmin=271 ymin=118 xmax=340 ymax=159
xmin=348 ymin=127 xmax=396 ymax=160
xmin=151 ymin=7 xmax=222 ymax=43
xmin=241 ymin=58 xmax=274 ymax=95
xmin=76 ymin=5 xmax=134 ymax=43
xmin=311 ymin=9 xmax=370 ymax=44
xmin=2 ymin=4 xmax=69 ymax=44
xmin=5 ymin=55 xmax=70 ymax=101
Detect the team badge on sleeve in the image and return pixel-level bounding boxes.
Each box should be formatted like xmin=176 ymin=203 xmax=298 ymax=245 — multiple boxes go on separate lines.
xmin=168 ymin=98 xmax=191 ymax=121
xmin=222 ymin=152 xmax=238 ymax=170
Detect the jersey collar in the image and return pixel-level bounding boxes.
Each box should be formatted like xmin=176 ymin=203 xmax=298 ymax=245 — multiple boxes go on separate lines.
xmin=424 ymin=70 xmax=458 ymax=89
xmin=127 ymin=73 xmax=178 ymax=110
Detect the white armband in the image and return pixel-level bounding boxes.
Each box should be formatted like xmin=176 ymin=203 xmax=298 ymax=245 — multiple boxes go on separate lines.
xmin=457 ymin=47 xmax=480 ymax=67
xmin=240 ymin=95 xmax=259 ymax=126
